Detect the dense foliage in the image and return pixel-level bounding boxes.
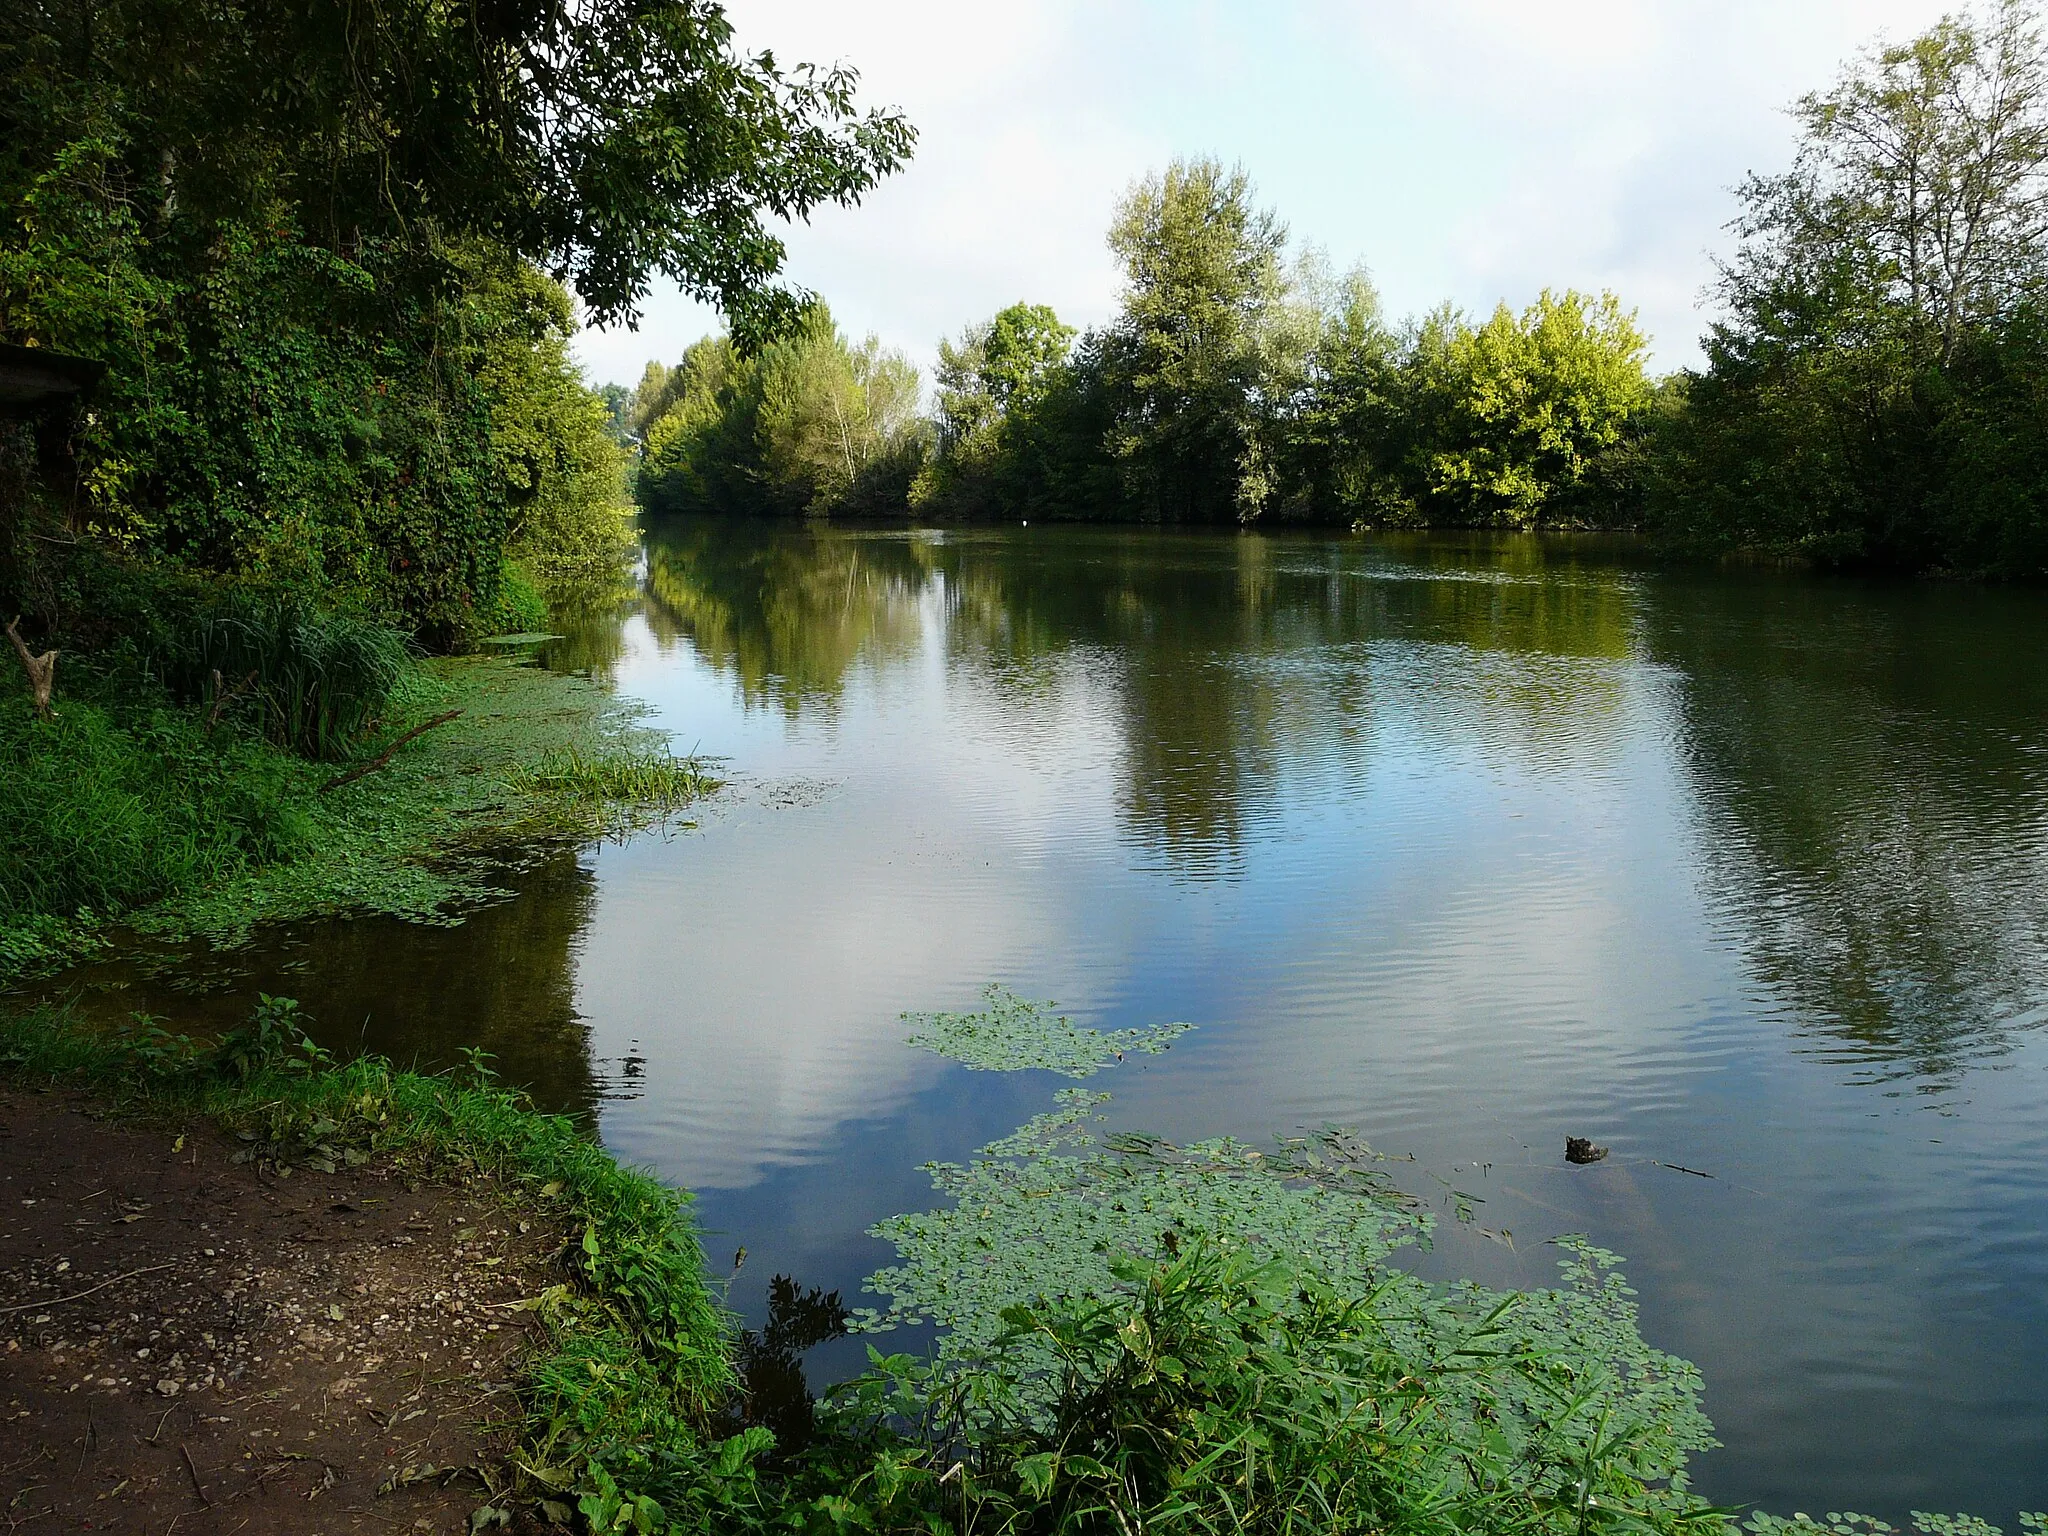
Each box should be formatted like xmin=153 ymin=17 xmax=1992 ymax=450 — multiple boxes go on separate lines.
xmin=1 ymin=0 xmax=912 ymax=635
xmin=1650 ymin=0 xmax=2048 ymax=576
xmin=632 ymin=159 xmax=1655 ymax=529
xmin=636 ymin=304 xmax=926 ymax=518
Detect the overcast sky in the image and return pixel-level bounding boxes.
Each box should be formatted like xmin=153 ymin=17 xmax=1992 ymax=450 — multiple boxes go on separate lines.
xmin=570 ymin=0 xmax=1964 ymax=389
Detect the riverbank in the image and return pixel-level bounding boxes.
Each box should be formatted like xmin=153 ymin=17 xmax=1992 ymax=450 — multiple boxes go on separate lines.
xmin=2 ymin=647 xmax=714 ymax=985
xmin=0 ymin=1080 xmax=562 ymax=1532
xmin=0 ymin=1003 xmax=743 ymax=1534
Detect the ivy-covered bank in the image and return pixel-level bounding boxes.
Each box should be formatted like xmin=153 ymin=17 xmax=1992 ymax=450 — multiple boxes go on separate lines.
xmin=5 ymin=993 xmax=2040 ymax=1536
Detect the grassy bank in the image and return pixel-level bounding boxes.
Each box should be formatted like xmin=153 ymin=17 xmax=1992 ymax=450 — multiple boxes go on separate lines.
xmin=0 ymin=1001 xmax=748 ymax=1531
xmin=2 ymin=630 xmax=713 ymax=983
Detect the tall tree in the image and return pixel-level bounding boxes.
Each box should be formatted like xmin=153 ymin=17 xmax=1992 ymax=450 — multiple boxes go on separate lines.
xmin=1100 ymin=159 xmax=1290 ymax=522
xmin=0 ymin=0 xmax=914 ymax=629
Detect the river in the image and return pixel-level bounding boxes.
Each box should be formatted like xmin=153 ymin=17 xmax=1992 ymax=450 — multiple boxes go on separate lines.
xmin=50 ymin=517 xmax=2048 ymax=1521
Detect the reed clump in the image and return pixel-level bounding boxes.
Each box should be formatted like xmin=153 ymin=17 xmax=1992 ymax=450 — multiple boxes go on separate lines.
xmin=512 ymin=745 xmax=719 ymax=806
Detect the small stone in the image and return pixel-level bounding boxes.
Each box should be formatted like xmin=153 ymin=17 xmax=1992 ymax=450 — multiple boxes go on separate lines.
xmin=156 ymin=1379 xmax=180 ymax=1396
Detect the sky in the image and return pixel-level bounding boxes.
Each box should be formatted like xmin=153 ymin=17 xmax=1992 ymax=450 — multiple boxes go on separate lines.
xmin=569 ymin=0 xmax=1964 ymax=389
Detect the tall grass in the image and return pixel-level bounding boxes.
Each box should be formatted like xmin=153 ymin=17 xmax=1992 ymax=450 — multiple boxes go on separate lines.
xmin=35 ymin=556 xmax=411 ymax=761
xmin=0 ymin=696 xmax=312 ymax=960
xmin=512 ymin=744 xmax=719 ymax=805
xmin=181 ymin=586 xmax=411 ymax=760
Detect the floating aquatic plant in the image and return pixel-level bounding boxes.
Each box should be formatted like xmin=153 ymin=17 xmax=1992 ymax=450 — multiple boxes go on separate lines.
xmin=847 ymin=1086 xmax=1722 ymax=1532
xmin=857 ymin=1090 xmax=1428 ymax=1365
xmin=902 ymin=983 xmax=1192 ymax=1077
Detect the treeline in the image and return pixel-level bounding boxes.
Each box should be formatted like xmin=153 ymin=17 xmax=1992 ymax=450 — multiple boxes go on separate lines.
xmin=631 ymin=162 xmax=1658 ymax=535
xmin=0 ymin=0 xmax=909 ymax=643
xmin=629 ymin=0 xmax=2048 ymax=579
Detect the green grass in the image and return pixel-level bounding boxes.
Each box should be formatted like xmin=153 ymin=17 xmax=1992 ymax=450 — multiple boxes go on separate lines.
xmin=511 ymin=743 xmax=720 ymax=813
xmin=0 ymin=697 xmax=317 ymax=972
xmin=179 ymin=584 xmax=413 ymax=760
xmin=1 ymin=654 xmax=721 ymax=981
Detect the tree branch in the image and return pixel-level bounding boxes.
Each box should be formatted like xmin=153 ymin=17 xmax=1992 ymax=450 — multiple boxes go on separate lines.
xmin=318 ymin=710 xmax=463 ymax=793
xmin=6 ymin=616 xmax=57 ymax=720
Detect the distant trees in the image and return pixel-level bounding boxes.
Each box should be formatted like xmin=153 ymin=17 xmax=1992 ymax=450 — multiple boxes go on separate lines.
xmin=1097 ymin=161 xmax=1296 ymax=521
xmin=894 ymin=159 xmax=1655 ymax=529
xmin=620 ymin=1 xmax=2048 ymax=582
xmin=1297 ymin=290 xmax=1654 ymax=528
xmin=637 ymin=305 xmax=927 ymax=517
xmin=1654 ymin=0 xmax=2048 ymax=575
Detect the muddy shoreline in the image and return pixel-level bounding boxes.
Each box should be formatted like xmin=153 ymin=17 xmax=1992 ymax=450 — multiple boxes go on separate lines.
xmin=0 ymin=1085 xmax=565 ymax=1534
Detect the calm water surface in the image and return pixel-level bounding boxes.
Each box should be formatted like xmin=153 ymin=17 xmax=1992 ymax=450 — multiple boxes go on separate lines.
xmin=53 ymin=518 xmax=2048 ymax=1520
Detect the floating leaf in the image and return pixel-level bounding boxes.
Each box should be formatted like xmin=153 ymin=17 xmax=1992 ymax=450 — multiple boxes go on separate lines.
xmin=904 ymin=984 xmax=1193 ymax=1078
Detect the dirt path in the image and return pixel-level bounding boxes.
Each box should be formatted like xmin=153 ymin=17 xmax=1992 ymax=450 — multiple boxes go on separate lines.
xmin=0 ymin=1085 xmax=564 ymax=1534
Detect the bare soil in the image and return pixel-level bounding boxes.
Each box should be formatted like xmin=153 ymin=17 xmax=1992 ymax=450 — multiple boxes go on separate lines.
xmin=0 ymin=1085 xmax=566 ymax=1534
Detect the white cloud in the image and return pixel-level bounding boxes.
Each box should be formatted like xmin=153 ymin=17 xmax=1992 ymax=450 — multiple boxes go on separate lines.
xmin=572 ymin=0 xmax=1965 ymax=385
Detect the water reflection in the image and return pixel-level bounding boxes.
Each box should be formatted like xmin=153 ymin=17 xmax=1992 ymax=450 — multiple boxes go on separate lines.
xmin=37 ymin=848 xmax=608 ymax=1120
xmin=1646 ymin=575 xmax=2048 ymax=1081
xmin=640 ymin=519 xmax=933 ymax=714
xmin=625 ymin=516 xmax=2048 ymax=1078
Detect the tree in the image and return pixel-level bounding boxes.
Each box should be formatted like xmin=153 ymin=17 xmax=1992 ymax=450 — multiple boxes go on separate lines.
xmin=1658 ymin=0 xmax=2048 ymax=573
xmin=637 ymin=305 xmax=925 ymax=517
xmin=1744 ymin=0 xmax=2048 ymax=366
xmin=1 ymin=0 xmax=915 ymax=337
xmin=1100 ymin=159 xmax=1291 ymax=522
xmin=0 ymin=0 xmax=914 ymax=630
xmin=1409 ymin=291 xmax=1653 ymax=526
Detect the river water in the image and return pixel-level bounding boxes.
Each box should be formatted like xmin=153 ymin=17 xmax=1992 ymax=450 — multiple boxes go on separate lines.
xmin=53 ymin=517 xmax=2048 ymax=1520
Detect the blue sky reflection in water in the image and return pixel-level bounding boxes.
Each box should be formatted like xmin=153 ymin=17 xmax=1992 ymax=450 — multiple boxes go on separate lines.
xmin=555 ymin=519 xmax=2048 ymax=1524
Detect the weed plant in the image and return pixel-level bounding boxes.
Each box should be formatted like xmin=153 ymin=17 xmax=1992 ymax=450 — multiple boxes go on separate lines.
xmin=903 ymin=984 xmax=1194 ymax=1077
xmin=511 ymin=744 xmax=720 ymax=808
xmin=40 ymin=557 xmax=410 ymax=759
xmin=181 ymin=585 xmax=411 ymax=759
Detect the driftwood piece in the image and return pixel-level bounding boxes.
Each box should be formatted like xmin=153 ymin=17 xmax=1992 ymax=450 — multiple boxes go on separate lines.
xmin=6 ymin=616 xmax=57 ymax=719
xmin=204 ymin=668 xmax=259 ymax=733
xmin=318 ymin=710 xmax=463 ymax=793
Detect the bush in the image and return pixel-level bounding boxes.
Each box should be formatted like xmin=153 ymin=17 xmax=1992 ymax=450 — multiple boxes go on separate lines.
xmin=24 ymin=555 xmax=410 ymax=760
xmin=817 ymin=1241 xmax=1726 ymax=1536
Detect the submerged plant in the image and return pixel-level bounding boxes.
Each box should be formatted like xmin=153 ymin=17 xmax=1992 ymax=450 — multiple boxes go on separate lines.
xmin=903 ymin=983 xmax=1193 ymax=1077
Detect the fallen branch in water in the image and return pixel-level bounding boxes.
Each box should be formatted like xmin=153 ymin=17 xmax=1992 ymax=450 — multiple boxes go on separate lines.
xmin=319 ymin=710 xmax=463 ymax=793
